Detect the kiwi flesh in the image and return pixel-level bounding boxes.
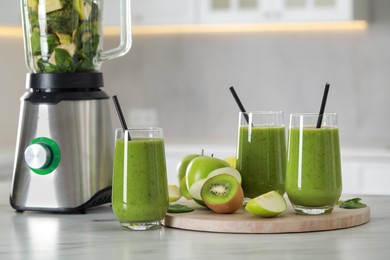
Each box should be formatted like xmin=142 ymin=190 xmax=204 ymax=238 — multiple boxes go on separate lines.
xmin=200 ymin=174 xmax=244 ymax=214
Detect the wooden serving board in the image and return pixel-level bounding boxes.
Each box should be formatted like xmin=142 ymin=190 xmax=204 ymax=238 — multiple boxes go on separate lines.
xmin=163 ymin=200 xmax=370 ymax=234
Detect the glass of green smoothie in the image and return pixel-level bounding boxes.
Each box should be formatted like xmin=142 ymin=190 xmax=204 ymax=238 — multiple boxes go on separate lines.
xmin=112 ymin=128 xmax=169 ymax=231
xmin=286 ymin=113 xmax=342 ymax=215
xmin=236 ymin=111 xmax=286 ymax=199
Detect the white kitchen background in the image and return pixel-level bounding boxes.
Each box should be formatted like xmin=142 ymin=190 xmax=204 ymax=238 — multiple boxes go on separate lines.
xmin=0 ymin=0 xmax=389 ymax=194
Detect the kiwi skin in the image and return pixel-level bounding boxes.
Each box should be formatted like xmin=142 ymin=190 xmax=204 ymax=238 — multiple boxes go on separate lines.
xmin=201 ymin=174 xmax=244 ymax=214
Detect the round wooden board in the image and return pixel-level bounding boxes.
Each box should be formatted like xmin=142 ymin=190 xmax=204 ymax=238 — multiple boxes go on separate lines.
xmin=163 ymin=200 xmax=370 ymax=234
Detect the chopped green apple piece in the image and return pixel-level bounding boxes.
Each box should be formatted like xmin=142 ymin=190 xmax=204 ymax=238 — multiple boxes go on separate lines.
xmin=45 ymin=0 xmax=63 ymax=13
xmin=28 ymin=0 xmax=38 ymax=10
xmin=168 ymin=184 xmax=182 ymax=202
xmin=56 ymin=33 xmax=72 ymax=44
xmin=48 ymin=43 xmax=77 ymax=65
xmin=245 ymin=191 xmax=287 ymax=218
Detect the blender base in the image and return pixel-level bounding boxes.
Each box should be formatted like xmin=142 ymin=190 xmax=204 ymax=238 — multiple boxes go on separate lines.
xmin=10 ymin=187 xmax=112 ymax=214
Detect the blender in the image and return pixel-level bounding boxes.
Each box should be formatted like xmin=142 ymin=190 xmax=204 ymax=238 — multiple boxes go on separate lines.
xmin=10 ymin=0 xmax=132 ymax=213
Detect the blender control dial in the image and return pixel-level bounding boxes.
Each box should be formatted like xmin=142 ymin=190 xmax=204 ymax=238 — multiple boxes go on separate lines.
xmin=24 ymin=137 xmax=61 ymax=175
xmin=24 ymin=143 xmax=52 ymax=170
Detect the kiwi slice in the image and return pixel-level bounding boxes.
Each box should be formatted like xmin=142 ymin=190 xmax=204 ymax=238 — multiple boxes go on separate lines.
xmin=200 ymin=174 xmax=244 ymax=214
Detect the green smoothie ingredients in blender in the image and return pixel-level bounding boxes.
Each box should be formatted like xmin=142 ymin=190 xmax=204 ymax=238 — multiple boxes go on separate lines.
xmin=24 ymin=0 xmax=101 ymax=73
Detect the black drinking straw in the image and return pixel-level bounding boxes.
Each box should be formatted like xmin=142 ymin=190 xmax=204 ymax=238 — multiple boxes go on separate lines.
xmin=316 ymin=83 xmax=330 ymax=128
xmin=229 ymin=86 xmax=250 ymax=124
xmin=112 ymin=95 xmax=131 ymax=140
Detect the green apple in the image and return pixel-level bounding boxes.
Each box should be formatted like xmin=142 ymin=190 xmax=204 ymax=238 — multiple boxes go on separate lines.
xmin=179 ymin=177 xmax=192 ymax=199
xmin=185 ymin=156 xmax=230 ymax=206
xmin=245 ymin=191 xmax=287 ymax=217
xmin=186 ymin=156 xmax=230 ymax=192
xmin=168 ymin=184 xmax=181 ymax=202
xmin=177 ymin=154 xmax=200 ymax=199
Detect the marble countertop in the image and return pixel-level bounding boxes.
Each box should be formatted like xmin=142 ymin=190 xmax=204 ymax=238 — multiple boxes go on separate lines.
xmin=1 ymin=181 xmax=389 ymax=260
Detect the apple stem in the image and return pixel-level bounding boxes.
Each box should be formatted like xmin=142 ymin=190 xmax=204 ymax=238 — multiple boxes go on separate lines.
xmin=211 ymin=154 xmax=214 ymax=157
xmin=201 ymin=149 xmax=204 ymax=156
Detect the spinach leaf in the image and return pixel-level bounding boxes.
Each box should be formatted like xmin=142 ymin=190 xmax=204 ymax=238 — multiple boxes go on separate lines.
xmin=77 ymin=57 xmax=95 ymax=72
xmin=47 ymin=34 xmax=60 ymax=53
xmin=37 ymin=59 xmax=57 ymax=73
xmin=54 ymin=48 xmax=75 ymax=73
xmin=338 ymin=198 xmax=367 ymax=209
xmin=31 ymin=29 xmax=41 ymax=54
xmin=168 ymin=204 xmax=195 ymax=213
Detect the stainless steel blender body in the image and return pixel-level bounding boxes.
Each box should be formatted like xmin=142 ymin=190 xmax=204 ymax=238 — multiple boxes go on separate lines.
xmin=10 ymin=73 xmax=114 ymax=213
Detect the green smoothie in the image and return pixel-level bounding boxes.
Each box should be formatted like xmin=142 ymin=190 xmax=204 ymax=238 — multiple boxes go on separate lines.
xmin=286 ymin=127 xmax=342 ymax=208
xmin=112 ymin=138 xmax=168 ymax=223
xmin=237 ymin=126 xmax=286 ymax=198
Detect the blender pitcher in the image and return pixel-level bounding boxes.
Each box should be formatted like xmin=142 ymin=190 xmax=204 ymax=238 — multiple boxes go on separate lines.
xmin=10 ymin=0 xmax=132 ymax=213
xmin=21 ymin=0 xmax=132 ymax=73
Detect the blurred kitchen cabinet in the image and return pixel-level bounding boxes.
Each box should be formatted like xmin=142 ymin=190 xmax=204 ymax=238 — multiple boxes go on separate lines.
xmin=132 ymin=0 xmax=195 ymax=25
xmin=281 ymin=0 xmax=368 ymax=22
xmin=198 ymin=0 xmax=368 ymax=23
xmin=0 ymin=0 xmax=368 ymax=27
xmin=0 ymin=1 xmax=21 ymax=24
xmin=199 ymin=0 xmax=267 ymax=23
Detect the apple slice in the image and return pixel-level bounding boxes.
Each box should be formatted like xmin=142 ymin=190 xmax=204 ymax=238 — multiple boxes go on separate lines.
xmin=45 ymin=0 xmax=63 ymax=13
xmin=189 ymin=167 xmax=241 ymax=203
xmin=168 ymin=184 xmax=181 ymax=202
xmin=245 ymin=191 xmax=287 ymax=217
xmin=207 ymin=167 xmax=241 ymax=185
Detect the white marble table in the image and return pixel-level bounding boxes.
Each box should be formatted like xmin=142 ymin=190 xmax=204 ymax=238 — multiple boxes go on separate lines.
xmin=1 ymin=181 xmax=389 ymax=260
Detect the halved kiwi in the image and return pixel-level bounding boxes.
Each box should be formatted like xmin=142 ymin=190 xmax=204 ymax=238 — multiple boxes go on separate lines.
xmin=200 ymin=174 xmax=244 ymax=214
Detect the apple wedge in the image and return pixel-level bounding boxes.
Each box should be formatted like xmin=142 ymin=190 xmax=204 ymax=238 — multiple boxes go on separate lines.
xmin=245 ymin=191 xmax=287 ymax=217
xmin=168 ymin=184 xmax=181 ymax=202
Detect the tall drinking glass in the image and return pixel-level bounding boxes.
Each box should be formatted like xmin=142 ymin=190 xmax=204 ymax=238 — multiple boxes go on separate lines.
xmin=236 ymin=111 xmax=286 ymax=199
xmin=112 ymin=128 xmax=168 ymax=230
xmin=286 ymin=113 xmax=342 ymax=215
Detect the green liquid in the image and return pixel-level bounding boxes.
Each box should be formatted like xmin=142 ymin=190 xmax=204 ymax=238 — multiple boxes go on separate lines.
xmin=237 ymin=126 xmax=286 ymax=198
xmin=286 ymin=127 xmax=342 ymax=207
xmin=112 ymin=138 xmax=168 ymax=223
